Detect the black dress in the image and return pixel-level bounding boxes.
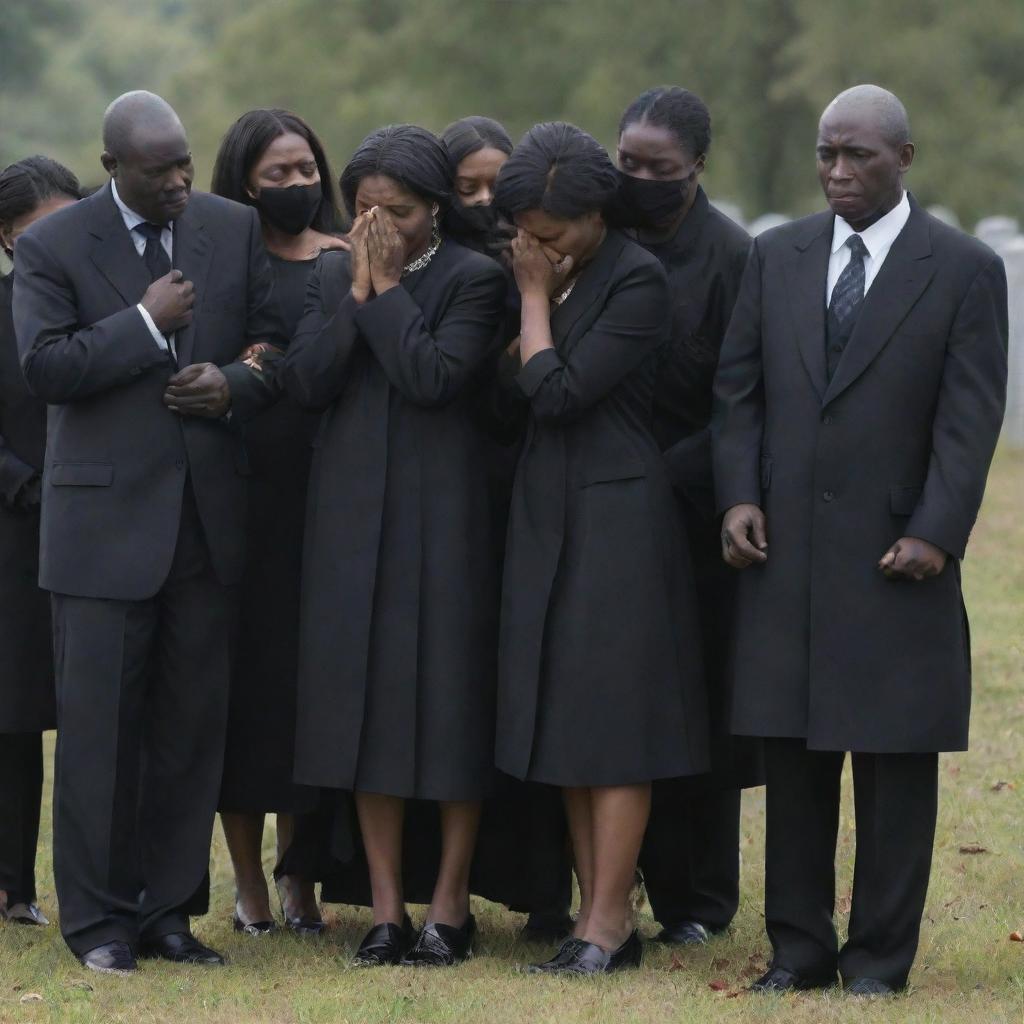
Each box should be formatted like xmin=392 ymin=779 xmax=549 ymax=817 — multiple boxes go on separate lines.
xmin=282 ymin=239 xmax=506 ymax=801
xmin=219 ymin=255 xmax=322 ymax=814
xmin=497 ymin=230 xmax=710 ymax=787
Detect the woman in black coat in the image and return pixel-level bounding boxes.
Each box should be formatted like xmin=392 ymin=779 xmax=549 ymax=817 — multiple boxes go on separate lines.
xmin=612 ymin=87 xmax=764 ymax=946
xmin=494 ymin=123 xmax=709 ymax=975
xmin=209 ymin=108 xmax=347 ymax=937
xmin=282 ymin=125 xmax=506 ymax=967
xmin=0 ymin=156 xmax=81 ymax=926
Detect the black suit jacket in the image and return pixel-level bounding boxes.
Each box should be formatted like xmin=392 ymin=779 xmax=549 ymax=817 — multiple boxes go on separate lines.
xmin=712 ymin=195 xmax=1008 ymax=753
xmin=13 ymin=184 xmax=285 ymax=600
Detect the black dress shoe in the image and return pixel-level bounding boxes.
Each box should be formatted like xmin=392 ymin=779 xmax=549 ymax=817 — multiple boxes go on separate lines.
xmin=140 ymin=932 xmax=226 ymax=965
xmin=233 ymin=914 xmax=278 ymax=937
xmin=750 ymin=965 xmax=837 ymax=993
xmin=352 ymin=916 xmax=416 ymax=966
xmin=400 ymin=915 xmax=476 ymax=967
xmin=554 ymin=930 xmax=643 ymax=975
xmin=3 ymin=902 xmax=50 ymax=926
xmin=525 ymin=937 xmax=585 ymax=974
xmin=654 ymin=920 xmax=712 ymax=945
xmin=78 ymin=940 xmax=137 ymax=976
xmin=519 ymin=912 xmax=575 ymax=945
xmin=846 ymin=977 xmax=896 ymax=997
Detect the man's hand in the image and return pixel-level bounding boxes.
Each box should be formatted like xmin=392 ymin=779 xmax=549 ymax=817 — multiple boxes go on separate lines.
xmin=721 ymin=502 xmax=768 ymax=569
xmin=163 ymin=362 xmax=231 ymax=418
xmin=15 ymin=475 xmax=42 ymax=510
xmin=141 ymin=270 xmax=194 ymax=334
xmin=878 ymin=537 xmax=948 ymax=581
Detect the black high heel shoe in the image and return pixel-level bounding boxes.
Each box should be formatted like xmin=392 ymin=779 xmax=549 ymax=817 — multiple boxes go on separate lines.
xmin=400 ymin=915 xmax=476 ymax=967
xmin=352 ymin=914 xmax=416 ymax=966
xmin=232 ymin=898 xmax=277 ymax=937
xmin=275 ymin=877 xmax=326 ymax=936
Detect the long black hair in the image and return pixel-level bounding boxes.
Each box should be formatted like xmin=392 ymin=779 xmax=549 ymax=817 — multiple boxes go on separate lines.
xmin=339 ymin=124 xmax=452 ymax=218
xmin=0 ymin=155 xmax=81 ymax=241
xmin=210 ymin=108 xmax=342 ymax=233
xmin=618 ymin=86 xmax=711 ymax=157
xmin=441 ymin=116 xmax=513 ymax=175
xmin=494 ymin=122 xmax=619 ymax=220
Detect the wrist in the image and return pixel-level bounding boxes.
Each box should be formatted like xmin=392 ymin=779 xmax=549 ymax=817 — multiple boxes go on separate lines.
xmin=373 ymin=278 xmax=401 ymax=295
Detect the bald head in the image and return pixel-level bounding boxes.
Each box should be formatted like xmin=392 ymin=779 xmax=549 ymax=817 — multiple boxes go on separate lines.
xmin=100 ymin=91 xmax=193 ymax=225
xmin=820 ymin=85 xmax=911 ymax=149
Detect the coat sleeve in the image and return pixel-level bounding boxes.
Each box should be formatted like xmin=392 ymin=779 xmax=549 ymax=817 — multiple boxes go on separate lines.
xmin=354 ymin=262 xmax=506 ymax=408
xmin=219 ymin=206 xmax=289 ymax=423
xmin=711 ymin=239 xmax=766 ymax=514
xmin=14 ymin=231 xmax=170 ymax=403
xmin=906 ymin=254 xmax=1008 ymax=559
xmin=515 ymin=259 xmax=668 ymax=424
xmin=280 ymin=254 xmax=363 ymax=409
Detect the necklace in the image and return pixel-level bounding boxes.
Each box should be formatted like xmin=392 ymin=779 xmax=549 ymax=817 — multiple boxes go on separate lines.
xmin=403 ymin=226 xmax=442 ymax=276
xmin=552 ymin=279 xmax=577 ymax=307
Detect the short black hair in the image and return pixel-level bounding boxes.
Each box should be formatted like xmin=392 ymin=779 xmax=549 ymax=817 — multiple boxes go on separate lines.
xmin=210 ymin=108 xmax=342 ymax=234
xmin=339 ymin=125 xmax=452 ymax=218
xmin=494 ymin=121 xmax=619 ymax=220
xmin=618 ymin=86 xmax=711 ymax=158
xmin=441 ymin=116 xmax=513 ymax=173
xmin=0 ymin=155 xmax=81 ymax=235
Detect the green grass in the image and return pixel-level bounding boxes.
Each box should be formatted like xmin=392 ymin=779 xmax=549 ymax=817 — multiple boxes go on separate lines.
xmin=3 ymin=451 xmax=1022 ymax=1024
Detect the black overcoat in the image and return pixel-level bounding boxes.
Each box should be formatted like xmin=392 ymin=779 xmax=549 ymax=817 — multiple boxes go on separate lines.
xmin=282 ymin=240 xmax=506 ymax=801
xmin=712 ymin=197 xmax=1008 ymax=753
xmin=0 ymin=274 xmax=54 ymax=732
xmin=496 ymin=229 xmax=710 ymax=787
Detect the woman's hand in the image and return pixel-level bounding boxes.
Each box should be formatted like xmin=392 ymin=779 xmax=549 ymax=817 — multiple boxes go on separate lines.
xmin=510 ymin=229 xmax=573 ymax=299
xmin=348 ymin=212 xmax=373 ymax=304
xmin=367 ymin=207 xmax=406 ymax=295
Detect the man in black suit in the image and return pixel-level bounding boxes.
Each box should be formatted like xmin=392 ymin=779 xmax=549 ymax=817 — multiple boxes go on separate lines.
xmin=713 ymin=85 xmax=1007 ymax=996
xmin=13 ymin=91 xmax=284 ymax=974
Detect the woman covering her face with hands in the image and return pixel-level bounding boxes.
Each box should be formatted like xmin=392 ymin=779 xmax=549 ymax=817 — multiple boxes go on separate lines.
xmin=281 ymin=125 xmax=506 ymax=968
xmin=494 ymin=122 xmax=710 ymax=975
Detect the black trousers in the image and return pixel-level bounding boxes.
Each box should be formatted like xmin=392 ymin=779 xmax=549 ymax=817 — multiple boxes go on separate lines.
xmin=0 ymin=732 xmax=44 ymax=907
xmin=50 ymin=488 xmax=235 ymax=956
xmin=640 ymin=788 xmax=741 ymax=932
xmin=764 ymin=739 xmax=938 ymax=989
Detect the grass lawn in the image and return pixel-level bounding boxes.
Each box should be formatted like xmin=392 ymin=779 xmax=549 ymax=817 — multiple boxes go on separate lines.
xmin=2 ymin=450 xmax=1022 ymax=1024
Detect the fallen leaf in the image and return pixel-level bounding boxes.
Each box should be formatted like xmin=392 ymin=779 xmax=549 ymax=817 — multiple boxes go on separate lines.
xmin=1010 ymin=931 xmax=1023 ymax=942
xmin=20 ymin=993 xmax=44 ymax=1004
xmin=991 ymin=780 xmax=1016 ymax=792
xmin=959 ymin=844 xmax=989 ymax=854
xmin=709 ymin=978 xmax=729 ymax=991
xmin=668 ymin=953 xmax=686 ymax=972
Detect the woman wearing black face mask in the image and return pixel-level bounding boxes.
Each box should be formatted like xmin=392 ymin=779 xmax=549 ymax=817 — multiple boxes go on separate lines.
xmin=614 ymin=87 xmax=765 ymax=949
xmin=210 ymin=108 xmax=346 ymax=938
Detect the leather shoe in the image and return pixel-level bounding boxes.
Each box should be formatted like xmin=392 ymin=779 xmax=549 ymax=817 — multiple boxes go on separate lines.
xmin=654 ymin=920 xmax=712 ymax=945
xmin=352 ymin=915 xmax=416 ymax=966
xmin=140 ymin=932 xmax=225 ymax=965
xmin=750 ymin=965 xmax=837 ymax=993
xmin=3 ymin=902 xmax=49 ymax=926
xmin=554 ymin=930 xmax=643 ymax=975
xmin=78 ymin=940 xmax=137 ymax=976
xmin=525 ymin=937 xmax=585 ymax=974
xmin=846 ymin=977 xmax=896 ymax=997
xmin=400 ymin=915 xmax=476 ymax=967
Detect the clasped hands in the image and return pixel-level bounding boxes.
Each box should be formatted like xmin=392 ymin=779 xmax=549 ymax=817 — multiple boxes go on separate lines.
xmin=720 ymin=503 xmax=947 ymax=580
xmin=349 ymin=206 xmax=406 ymax=304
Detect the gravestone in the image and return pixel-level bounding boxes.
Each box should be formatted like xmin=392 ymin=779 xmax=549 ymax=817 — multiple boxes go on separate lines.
xmin=747 ymin=213 xmax=791 ymax=237
xmin=975 ymin=216 xmax=1020 ymax=251
xmin=711 ymin=199 xmax=745 ymax=228
xmin=927 ymin=205 xmax=960 ymax=229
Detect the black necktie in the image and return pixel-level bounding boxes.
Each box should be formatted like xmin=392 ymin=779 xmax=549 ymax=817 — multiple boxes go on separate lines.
xmin=133 ymin=221 xmax=171 ymax=281
xmin=828 ymin=233 xmax=869 ymax=325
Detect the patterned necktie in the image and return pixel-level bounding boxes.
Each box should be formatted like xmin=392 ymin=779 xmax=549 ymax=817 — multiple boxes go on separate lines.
xmin=133 ymin=221 xmax=171 ymax=281
xmin=829 ymin=233 xmax=869 ymax=325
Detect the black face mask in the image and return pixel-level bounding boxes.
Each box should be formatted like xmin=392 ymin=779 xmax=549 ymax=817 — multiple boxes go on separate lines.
xmin=448 ymin=201 xmax=500 ymax=239
xmin=255 ymin=182 xmax=322 ymax=235
xmin=612 ymin=170 xmax=692 ymax=230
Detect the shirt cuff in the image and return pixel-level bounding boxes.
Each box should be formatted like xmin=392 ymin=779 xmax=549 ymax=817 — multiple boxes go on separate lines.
xmin=136 ymin=304 xmax=168 ymax=352
xmin=516 ymin=348 xmax=562 ymax=398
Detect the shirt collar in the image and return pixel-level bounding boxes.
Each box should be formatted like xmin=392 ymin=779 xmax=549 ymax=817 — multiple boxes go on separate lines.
xmin=831 ymin=190 xmax=909 ymax=257
xmin=110 ymin=179 xmax=173 ymax=234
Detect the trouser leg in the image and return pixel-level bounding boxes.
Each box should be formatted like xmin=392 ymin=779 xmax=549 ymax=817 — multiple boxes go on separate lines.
xmin=0 ymin=732 xmax=43 ymax=906
xmin=763 ymin=738 xmax=844 ymax=978
xmin=839 ymin=751 xmax=938 ymax=989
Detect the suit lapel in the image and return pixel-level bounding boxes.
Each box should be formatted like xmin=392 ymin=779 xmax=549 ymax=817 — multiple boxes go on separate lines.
xmin=782 ymin=212 xmax=833 ymax=402
xmin=822 ymin=201 xmax=934 ymax=407
xmin=551 ymin=229 xmax=624 ymax=351
xmin=87 ymin=184 xmax=151 ymax=307
xmin=171 ymin=199 xmax=213 ymax=368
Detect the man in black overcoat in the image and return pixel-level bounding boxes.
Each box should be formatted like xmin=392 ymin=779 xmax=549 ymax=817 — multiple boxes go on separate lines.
xmin=13 ymin=91 xmax=284 ymax=974
xmin=712 ymin=85 xmax=1008 ymax=996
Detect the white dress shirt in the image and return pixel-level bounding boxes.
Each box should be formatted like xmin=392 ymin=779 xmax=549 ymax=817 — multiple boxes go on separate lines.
xmin=826 ymin=190 xmax=911 ymax=307
xmin=110 ymin=179 xmax=175 ymax=357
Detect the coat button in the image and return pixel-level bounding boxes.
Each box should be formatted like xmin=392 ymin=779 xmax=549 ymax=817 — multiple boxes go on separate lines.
xmin=822 ymin=414 xmax=833 ymax=425
xmin=823 ymin=489 xmax=835 ymax=502
xmin=175 ymin=459 xmax=185 ymax=471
